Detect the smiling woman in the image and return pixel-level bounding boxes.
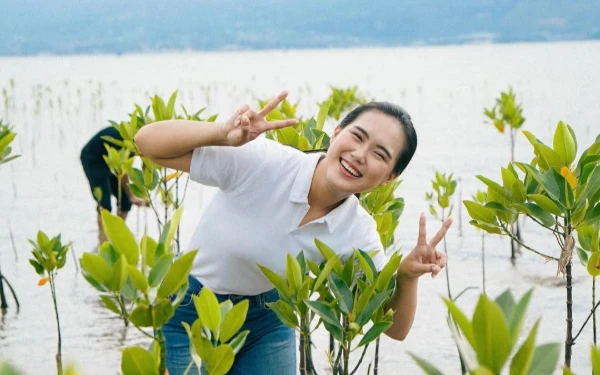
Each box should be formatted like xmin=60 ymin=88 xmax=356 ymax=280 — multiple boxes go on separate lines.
xmin=133 ymin=91 xmax=451 ymax=375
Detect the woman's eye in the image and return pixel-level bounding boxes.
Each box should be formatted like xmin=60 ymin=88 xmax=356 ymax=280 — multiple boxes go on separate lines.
xmin=375 ymin=152 xmax=385 ymax=160
xmin=352 ymin=133 xmax=362 ymax=141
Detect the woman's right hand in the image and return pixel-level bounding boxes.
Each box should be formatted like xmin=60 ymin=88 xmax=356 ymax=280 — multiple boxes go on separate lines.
xmin=222 ymin=91 xmax=298 ymax=147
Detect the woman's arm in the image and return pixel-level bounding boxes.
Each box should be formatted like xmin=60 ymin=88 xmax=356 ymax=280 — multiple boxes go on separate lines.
xmin=134 ymin=120 xmax=228 ymax=172
xmin=134 ymin=91 xmax=296 ymax=172
xmin=384 ymin=214 xmax=451 ymax=340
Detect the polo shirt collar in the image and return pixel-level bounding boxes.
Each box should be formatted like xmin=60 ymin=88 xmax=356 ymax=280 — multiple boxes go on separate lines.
xmin=289 ymin=152 xmax=357 ymax=233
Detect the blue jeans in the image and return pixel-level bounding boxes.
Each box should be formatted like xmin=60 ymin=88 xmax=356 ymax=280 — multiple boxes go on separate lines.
xmin=163 ymin=275 xmax=297 ymax=375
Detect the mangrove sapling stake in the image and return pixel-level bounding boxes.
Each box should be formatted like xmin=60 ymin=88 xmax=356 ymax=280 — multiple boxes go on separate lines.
xmin=464 ymin=121 xmax=600 ymax=368
xmin=483 ymin=87 xmax=526 ymax=262
xmin=28 ymin=232 xmax=70 ymax=375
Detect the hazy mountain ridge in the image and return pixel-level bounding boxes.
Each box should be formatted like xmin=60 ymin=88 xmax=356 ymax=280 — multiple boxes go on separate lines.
xmin=1 ymin=0 xmax=598 ymax=56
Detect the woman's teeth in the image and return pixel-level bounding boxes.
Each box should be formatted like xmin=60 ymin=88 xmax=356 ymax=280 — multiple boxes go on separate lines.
xmin=340 ymin=159 xmax=361 ymax=177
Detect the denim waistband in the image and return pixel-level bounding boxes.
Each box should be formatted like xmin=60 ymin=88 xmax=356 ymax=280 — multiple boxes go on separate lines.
xmin=188 ymin=275 xmax=280 ymax=308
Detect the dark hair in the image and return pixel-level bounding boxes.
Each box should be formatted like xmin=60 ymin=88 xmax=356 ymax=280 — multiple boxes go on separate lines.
xmin=338 ymin=102 xmax=417 ymax=175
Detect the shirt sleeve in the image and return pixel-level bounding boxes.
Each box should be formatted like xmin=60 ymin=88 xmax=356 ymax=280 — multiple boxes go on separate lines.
xmin=189 ymin=137 xmax=272 ymax=193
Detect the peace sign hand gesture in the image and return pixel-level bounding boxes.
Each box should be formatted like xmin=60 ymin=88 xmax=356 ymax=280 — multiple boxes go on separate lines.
xmin=397 ymin=214 xmax=452 ymax=280
xmin=222 ymin=91 xmax=299 ymax=147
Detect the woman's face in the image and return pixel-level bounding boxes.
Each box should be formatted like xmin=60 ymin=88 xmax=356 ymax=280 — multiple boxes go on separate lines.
xmin=322 ymin=110 xmax=406 ymax=194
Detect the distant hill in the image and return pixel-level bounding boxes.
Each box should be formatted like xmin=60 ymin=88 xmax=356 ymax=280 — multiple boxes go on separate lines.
xmin=1 ymin=0 xmax=599 ymax=56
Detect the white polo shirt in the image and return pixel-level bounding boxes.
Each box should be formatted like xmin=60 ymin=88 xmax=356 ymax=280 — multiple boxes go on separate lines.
xmin=187 ymin=137 xmax=387 ymax=295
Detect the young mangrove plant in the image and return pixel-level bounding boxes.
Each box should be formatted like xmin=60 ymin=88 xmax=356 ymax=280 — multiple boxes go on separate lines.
xmin=426 ymin=171 xmax=457 ymax=299
xmin=410 ymin=289 xmax=561 ymax=375
xmin=28 ymin=232 xmax=71 ymax=375
xmin=180 ymin=287 xmax=250 ymax=375
xmin=260 ymin=240 xmax=402 ymax=375
xmin=80 ymin=207 xmax=195 ymax=374
xmin=321 ymin=86 xmax=368 ymax=121
xmin=483 ymin=87 xmax=526 ymax=261
xmin=0 ymin=122 xmax=20 ymax=310
xmin=464 ymin=121 xmax=600 ymax=368
xmin=473 ymin=190 xmax=488 ymax=295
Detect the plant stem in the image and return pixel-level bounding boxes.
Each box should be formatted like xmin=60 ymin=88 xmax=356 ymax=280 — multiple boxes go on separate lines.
xmin=0 ymin=274 xmax=19 ymax=309
xmin=374 ymin=337 xmax=380 ymax=375
xmin=441 ymin=212 xmax=453 ymax=300
xmin=481 ymin=232 xmax=486 ymax=295
xmin=572 ymin=299 xmax=600 ymax=343
xmin=349 ymin=344 xmax=369 ymax=375
xmin=594 ymin=277 xmax=597 ymax=347
xmin=0 ymin=263 xmax=8 ymax=309
xmin=49 ymin=274 xmax=63 ymax=375
xmin=500 ymin=223 xmax=559 ymax=261
xmin=156 ymin=328 xmax=166 ymax=375
xmin=566 ymin=261 xmax=573 ymax=369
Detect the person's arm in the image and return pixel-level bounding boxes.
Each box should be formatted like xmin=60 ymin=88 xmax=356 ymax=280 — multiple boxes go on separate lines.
xmin=134 ymin=91 xmax=297 ymax=173
xmin=384 ymin=214 xmax=451 ymax=340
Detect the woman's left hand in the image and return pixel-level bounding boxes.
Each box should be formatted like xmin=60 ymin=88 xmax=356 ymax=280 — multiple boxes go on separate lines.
xmin=397 ymin=213 xmax=452 ymax=280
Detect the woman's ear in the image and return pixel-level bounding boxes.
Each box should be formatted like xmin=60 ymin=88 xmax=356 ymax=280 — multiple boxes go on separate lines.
xmin=380 ymin=173 xmax=400 ymax=186
xmin=331 ymin=125 xmax=342 ymax=141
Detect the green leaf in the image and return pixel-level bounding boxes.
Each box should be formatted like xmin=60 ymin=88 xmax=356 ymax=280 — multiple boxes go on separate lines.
xmin=147 ymin=253 xmax=175 ymax=288
xmin=194 ymin=287 xmax=222 ymax=334
xmin=266 ymin=300 xmax=298 ymax=329
xmin=285 ymin=253 xmax=303 ymax=293
xmin=476 ymin=175 xmax=510 ymax=201
xmin=129 ymin=304 xmax=153 ymax=327
xmin=101 ymin=210 xmax=139 ymax=265
xmin=463 ymin=201 xmax=498 ymax=225
xmin=356 ymin=249 xmax=377 ymax=284
xmin=528 ymin=194 xmax=563 ymax=216
xmin=583 ymin=203 xmax=600 ymax=226
xmin=510 ymin=180 xmax=527 ymax=203
xmin=587 ymin=252 xmax=600 ymax=277
xmin=219 ymin=300 xmax=234 ymax=318
xmin=472 ymin=294 xmax=512 ymax=373
xmin=444 ymin=298 xmax=476 ymax=349
xmin=327 ymin=272 xmax=353 ymax=315
xmin=513 ymin=203 xmax=556 ymax=227
xmin=275 ymin=127 xmax=299 ymax=146
xmin=591 ymin=345 xmax=600 ymax=374
xmin=316 ymin=98 xmax=331 ymax=130
xmin=80 ymin=253 xmax=113 ymax=286
xmin=553 ymin=121 xmax=577 ymax=166
xmin=494 ymin=290 xmax=516 ymax=320
xmin=526 ymin=343 xmax=561 ymax=375
xmin=518 ymin=163 xmax=561 ymax=202
xmin=313 ymin=256 xmax=340 ymax=292
xmin=577 ymin=246 xmax=590 ymax=267
xmin=508 ymin=289 xmax=533 ymax=346
xmin=163 ymin=206 xmax=184 ymax=254
xmin=100 ymin=295 xmax=122 ymax=315
xmin=314 ymin=239 xmax=344 ymax=273
xmin=407 ymin=353 xmax=445 ymax=375
xmin=258 ymin=265 xmax=290 ymax=297
xmin=374 ymin=252 xmax=402 ymax=293
xmin=157 ymin=250 xmax=198 ymax=299
xmin=121 ymin=346 xmax=159 ymax=375
xmin=109 ymin=255 xmax=128 ymax=292
xmin=229 ymin=330 xmax=250 ymax=355
xmin=305 ymin=300 xmax=342 ymax=330
xmin=206 ymin=344 xmax=234 ymax=375
xmin=220 ymin=300 xmax=249 ymax=343
xmin=152 ymin=299 xmax=175 ymax=328
xmin=357 ymin=321 xmax=393 ymax=347
xmin=534 ymin=143 xmax=563 ymax=169
xmin=127 ymin=265 xmax=148 ymax=293
xmin=141 ymin=235 xmax=158 ymax=268
xmin=356 ymin=290 xmax=393 ymax=327
xmin=510 ymin=321 xmax=540 ymax=375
